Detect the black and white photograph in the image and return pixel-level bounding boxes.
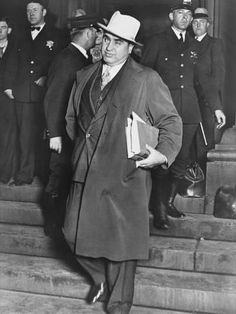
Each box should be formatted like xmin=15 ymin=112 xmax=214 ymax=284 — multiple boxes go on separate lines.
xmin=0 ymin=0 xmax=235 ymax=313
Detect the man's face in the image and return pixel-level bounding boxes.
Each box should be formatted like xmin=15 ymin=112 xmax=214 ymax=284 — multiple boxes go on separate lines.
xmin=102 ymin=33 xmax=133 ymax=66
xmin=0 ymin=21 xmax=10 ymax=41
xmin=27 ymin=2 xmax=46 ymax=26
xmin=169 ymin=9 xmax=193 ymax=31
xmin=192 ymin=18 xmax=209 ymax=37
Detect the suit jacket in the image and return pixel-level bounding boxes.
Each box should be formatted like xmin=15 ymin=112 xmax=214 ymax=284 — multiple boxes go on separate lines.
xmin=64 ymin=57 xmax=182 ymax=261
xmin=141 ymin=28 xmax=201 ymax=124
xmin=0 ymin=37 xmax=17 ymax=92
xmin=12 ymin=23 xmax=64 ymax=103
xmin=195 ymin=34 xmax=225 ymax=112
xmin=44 ymin=43 xmax=91 ymax=138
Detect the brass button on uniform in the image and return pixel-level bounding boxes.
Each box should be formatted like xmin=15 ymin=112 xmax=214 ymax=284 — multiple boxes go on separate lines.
xmin=30 ymin=70 xmax=34 ymax=74
xmin=180 ymin=64 xmax=184 ymax=67
xmin=86 ymin=133 xmax=91 ymax=138
xmin=180 ymin=85 xmax=184 ymax=89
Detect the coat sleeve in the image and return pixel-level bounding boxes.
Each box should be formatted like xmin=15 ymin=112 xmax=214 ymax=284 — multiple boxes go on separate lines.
xmin=44 ymin=55 xmax=76 ymax=138
xmin=197 ymin=38 xmax=225 ymax=112
xmin=140 ymin=36 xmax=160 ymax=70
xmin=145 ymin=69 xmax=183 ymax=167
xmin=65 ymin=80 xmax=79 ymax=141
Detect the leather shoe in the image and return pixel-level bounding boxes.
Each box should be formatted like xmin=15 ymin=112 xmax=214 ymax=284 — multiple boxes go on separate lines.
xmin=87 ymin=282 xmax=106 ymax=304
xmin=167 ymin=202 xmax=185 ymax=218
xmin=152 ymin=203 xmax=169 ymax=230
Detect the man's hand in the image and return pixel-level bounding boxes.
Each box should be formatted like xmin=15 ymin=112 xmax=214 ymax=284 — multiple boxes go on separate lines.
xmin=4 ymin=89 xmax=14 ymax=99
xmin=136 ymin=144 xmax=167 ymax=169
xmin=50 ymin=137 xmax=62 ymax=154
xmin=215 ymin=110 xmax=226 ymax=129
xmin=34 ymin=76 xmax=47 ymax=87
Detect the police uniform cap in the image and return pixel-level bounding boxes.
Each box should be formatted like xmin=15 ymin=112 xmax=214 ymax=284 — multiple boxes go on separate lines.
xmin=170 ymin=0 xmax=193 ymax=12
xmin=69 ymin=15 xmax=101 ymax=33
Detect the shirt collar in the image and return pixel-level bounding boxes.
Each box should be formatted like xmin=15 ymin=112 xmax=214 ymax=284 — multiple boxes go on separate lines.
xmin=71 ymin=42 xmax=88 ymax=59
xmin=195 ymin=32 xmax=207 ymax=42
xmin=0 ymin=40 xmax=8 ymax=49
xmin=171 ymin=26 xmax=186 ymax=42
xmin=102 ymin=59 xmax=127 ymax=81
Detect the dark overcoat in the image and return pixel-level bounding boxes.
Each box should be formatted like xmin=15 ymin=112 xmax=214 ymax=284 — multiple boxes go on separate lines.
xmin=195 ymin=34 xmax=225 ymax=112
xmin=44 ymin=43 xmax=90 ymax=138
xmin=141 ymin=28 xmax=201 ymax=124
xmin=13 ymin=23 xmax=64 ymax=103
xmin=64 ymin=57 xmax=182 ymax=261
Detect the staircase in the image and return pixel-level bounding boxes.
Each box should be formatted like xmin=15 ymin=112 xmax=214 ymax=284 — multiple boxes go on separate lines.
xmin=0 ymin=181 xmax=236 ymax=314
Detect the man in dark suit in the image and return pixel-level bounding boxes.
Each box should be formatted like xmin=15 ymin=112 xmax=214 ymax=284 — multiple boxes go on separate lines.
xmin=192 ymin=8 xmax=226 ymax=173
xmin=0 ymin=17 xmax=18 ymax=183
xmin=141 ymin=0 xmax=201 ymax=229
xmin=43 ymin=15 xmax=99 ymax=237
xmin=63 ymin=11 xmax=182 ymax=314
xmin=11 ymin=0 xmax=64 ymax=185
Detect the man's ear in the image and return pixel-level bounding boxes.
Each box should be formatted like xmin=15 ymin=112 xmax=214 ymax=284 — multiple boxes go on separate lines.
xmin=169 ymin=12 xmax=174 ymax=22
xmin=43 ymin=8 xmax=47 ymax=17
xmin=128 ymin=44 xmax=134 ymax=54
xmin=7 ymin=27 xmax=12 ymax=35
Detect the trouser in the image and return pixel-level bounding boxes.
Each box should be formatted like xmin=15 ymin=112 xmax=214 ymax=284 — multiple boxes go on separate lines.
xmin=15 ymin=101 xmax=46 ymax=182
xmin=43 ymin=136 xmax=72 ymax=233
xmin=170 ymin=123 xmax=199 ymax=179
xmin=76 ymin=256 xmax=137 ymax=314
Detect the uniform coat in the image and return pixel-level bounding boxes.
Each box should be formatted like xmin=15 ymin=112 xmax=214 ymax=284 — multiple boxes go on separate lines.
xmin=63 ymin=57 xmax=182 ymax=261
xmin=13 ymin=23 xmax=63 ymax=103
xmin=141 ymin=28 xmax=201 ymax=124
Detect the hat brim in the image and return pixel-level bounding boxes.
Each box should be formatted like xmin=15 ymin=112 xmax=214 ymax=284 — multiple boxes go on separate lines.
xmin=97 ymin=22 xmax=143 ymax=47
xmin=171 ymin=5 xmax=193 ymax=11
xmin=193 ymin=13 xmax=209 ymax=19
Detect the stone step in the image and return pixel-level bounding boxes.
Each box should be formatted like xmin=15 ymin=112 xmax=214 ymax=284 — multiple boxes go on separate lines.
xmin=151 ymin=214 xmax=236 ymax=242
xmin=0 ymin=178 xmax=43 ymax=203
xmin=1 ymin=200 xmax=236 ymax=241
xmin=0 ymin=200 xmax=43 ymax=225
xmin=174 ymin=194 xmax=205 ymax=214
xmin=1 ymin=223 xmax=236 ymax=275
xmin=0 ymin=289 xmax=194 ymax=314
xmin=0 ymin=253 xmax=235 ymax=313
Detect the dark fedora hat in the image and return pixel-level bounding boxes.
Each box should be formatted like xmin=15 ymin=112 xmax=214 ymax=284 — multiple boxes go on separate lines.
xmin=170 ymin=0 xmax=193 ymax=12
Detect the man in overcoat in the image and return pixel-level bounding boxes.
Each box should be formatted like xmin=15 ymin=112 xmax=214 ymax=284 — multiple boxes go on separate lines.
xmin=141 ymin=0 xmax=201 ymax=229
xmin=11 ymin=0 xmax=64 ymax=185
xmin=43 ymin=15 xmax=99 ymax=237
xmin=192 ymin=8 xmax=226 ymax=173
xmin=63 ymin=11 xmax=182 ymax=314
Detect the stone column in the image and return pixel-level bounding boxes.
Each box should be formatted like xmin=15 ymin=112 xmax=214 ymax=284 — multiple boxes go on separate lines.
xmin=205 ymin=125 xmax=236 ymax=214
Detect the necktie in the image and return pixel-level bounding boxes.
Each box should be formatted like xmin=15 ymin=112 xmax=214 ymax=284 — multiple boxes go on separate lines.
xmin=0 ymin=47 xmax=4 ymax=58
xmin=179 ymin=33 xmax=184 ymax=43
xmin=31 ymin=26 xmax=41 ymax=31
xmin=101 ymin=66 xmax=111 ymax=90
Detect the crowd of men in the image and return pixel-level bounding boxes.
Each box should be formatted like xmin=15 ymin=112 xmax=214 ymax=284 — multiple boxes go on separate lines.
xmin=0 ymin=0 xmax=226 ymax=313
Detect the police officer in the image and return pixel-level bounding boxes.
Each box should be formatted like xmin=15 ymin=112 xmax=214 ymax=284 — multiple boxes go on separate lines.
xmin=141 ymin=0 xmax=201 ymax=229
xmin=11 ymin=0 xmax=64 ymax=185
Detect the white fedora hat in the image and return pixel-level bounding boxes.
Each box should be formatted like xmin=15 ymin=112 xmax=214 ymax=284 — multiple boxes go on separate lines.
xmin=97 ymin=11 xmax=142 ymax=46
